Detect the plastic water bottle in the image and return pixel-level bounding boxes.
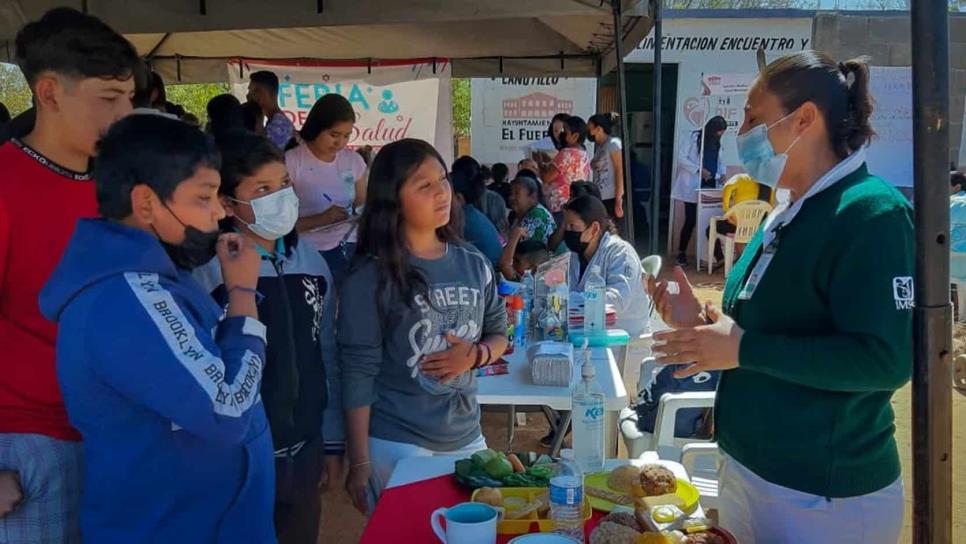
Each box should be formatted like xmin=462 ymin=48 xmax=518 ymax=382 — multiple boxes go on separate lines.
xmin=572 ymin=343 xmax=605 ymax=473
xmin=521 ymin=270 xmax=535 ymax=342
xmin=550 ymin=449 xmax=584 ymax=541
xmin=583 ymin=265 xmax=606 ymax=336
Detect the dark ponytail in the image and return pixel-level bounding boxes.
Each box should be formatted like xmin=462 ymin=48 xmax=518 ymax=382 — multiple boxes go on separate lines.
xmin=759 ymin=51 xmax=875 ymax=159
xmin=588 ymin=112 xmax=620 ymax=136
xmin=837 ymin=58 xmax=875 ymax=157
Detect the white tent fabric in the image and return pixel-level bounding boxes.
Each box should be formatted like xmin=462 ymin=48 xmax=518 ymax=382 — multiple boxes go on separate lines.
xmin=0 ymin=0 xmax=652 ymax=82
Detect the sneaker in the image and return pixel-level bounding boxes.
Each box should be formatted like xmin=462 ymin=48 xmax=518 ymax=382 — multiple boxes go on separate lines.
xmin=676 ymin=253 xmax=688 ymax=267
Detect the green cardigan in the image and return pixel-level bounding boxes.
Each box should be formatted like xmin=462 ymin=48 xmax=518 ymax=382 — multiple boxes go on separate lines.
xmin=719 ymin=164 xmax=913 ymax=498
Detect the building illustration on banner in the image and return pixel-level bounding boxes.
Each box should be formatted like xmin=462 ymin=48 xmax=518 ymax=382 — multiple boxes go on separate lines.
xmin=503 ymin=92 xmax=574 ymax=119
xmin=471 ymin=78 xmax=597 ymax=165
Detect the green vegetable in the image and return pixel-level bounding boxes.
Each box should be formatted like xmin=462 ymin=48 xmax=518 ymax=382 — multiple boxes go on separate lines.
xmin=527 ymin=464 xmax=552 ymax=480
xmin=455 ymin=459 xmax=477 ymax=479
xmin=471 ymin=448 xmax=500 ymax=467
xmin=503 ymin=473 xmax=545 ymax=487
xmin=485 ymin=456 xmax=514 ymax=479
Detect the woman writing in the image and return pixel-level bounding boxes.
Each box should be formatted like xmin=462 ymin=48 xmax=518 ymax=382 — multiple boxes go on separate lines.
xmin=588 ymin=112 xmax=625 ymax=221
xmin=287 ymin=94 xmax=367 ymax=282
xmin=671 ymin=115 xmax=727 ymax=266
xmin=339 ymin=139 xmax=508 ymax=514
xmin=648 ymin=52 xmax=912 ymax=543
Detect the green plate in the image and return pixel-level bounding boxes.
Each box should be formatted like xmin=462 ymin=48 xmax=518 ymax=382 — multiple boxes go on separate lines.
xmin=584 ymin=471 xmax=700 ymax=514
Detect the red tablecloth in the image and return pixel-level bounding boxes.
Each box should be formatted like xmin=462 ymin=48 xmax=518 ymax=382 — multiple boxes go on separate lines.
xmin=360 ymin=475 xmax=605 ymax=544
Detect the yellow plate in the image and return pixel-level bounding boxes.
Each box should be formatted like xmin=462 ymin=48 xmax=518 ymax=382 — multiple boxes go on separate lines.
xmin=470 ymin=487 xmax=592 ymax=535
xmin=584 ymin=471 xmax=700 ymax=514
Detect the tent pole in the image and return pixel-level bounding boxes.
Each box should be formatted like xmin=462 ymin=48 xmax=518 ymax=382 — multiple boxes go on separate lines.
xmin=649 ymin=0 xmax=662 ymax=254
xmin=910 ymin=1 xmax=952 ymax=543
xmin=611 ymin=0 xmax=634 ymax=246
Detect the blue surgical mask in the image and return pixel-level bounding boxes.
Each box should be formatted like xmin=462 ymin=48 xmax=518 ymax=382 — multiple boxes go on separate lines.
xmin=736 ymin=111 xmax=802 ymax=188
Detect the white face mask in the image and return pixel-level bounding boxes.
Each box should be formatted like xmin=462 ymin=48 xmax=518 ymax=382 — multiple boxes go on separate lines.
xmin=230 ymin=186 xmax=300 ymax=240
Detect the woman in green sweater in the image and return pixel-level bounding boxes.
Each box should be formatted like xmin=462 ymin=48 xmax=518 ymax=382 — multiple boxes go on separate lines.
xmin=648 ymin=51 xmax=913 ymax=543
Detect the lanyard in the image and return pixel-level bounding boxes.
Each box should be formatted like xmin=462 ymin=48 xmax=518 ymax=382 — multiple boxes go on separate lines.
xmin=736 ymin=149 xmax=866 ymax=301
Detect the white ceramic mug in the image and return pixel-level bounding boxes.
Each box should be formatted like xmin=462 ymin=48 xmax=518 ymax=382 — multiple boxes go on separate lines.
xmin=430 ymin=502 xmax=502 ymax=544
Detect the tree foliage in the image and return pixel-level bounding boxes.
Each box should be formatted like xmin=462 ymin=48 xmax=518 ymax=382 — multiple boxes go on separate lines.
xmin=0 ymin=64 xmax=31 ymax=116
xmin=452 ymin=78 xmax=471 ymax=138
xmin=165 ymin=82 xmax=232 ymax=123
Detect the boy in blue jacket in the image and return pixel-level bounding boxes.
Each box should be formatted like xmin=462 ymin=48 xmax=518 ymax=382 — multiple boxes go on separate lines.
xmin=39 ymin=114 xmax=276 ymax=543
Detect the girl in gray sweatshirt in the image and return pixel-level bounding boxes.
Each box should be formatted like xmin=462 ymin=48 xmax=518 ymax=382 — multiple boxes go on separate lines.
xmin=337 ymin=139 xmax=508 ymax=515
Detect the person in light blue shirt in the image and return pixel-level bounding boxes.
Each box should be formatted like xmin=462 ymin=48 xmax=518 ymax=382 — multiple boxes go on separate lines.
xmin=451 ymin=164 xmax=504 ymax=268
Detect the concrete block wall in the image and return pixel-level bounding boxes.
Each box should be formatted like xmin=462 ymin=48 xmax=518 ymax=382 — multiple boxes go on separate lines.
xmin=814 ymin=12 xmax=966 ymax=169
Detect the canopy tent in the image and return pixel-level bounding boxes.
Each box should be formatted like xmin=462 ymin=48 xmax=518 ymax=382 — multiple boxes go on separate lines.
xmin=0 ymin=0 xmax=653 ymax=83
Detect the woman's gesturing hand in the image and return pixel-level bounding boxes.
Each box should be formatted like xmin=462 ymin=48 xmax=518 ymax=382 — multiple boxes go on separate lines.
xmin=652 ymin=303 xmax=744 ymax=379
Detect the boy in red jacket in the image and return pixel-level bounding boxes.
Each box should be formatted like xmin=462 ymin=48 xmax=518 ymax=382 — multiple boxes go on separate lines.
xmin=0 ymin=7 xmax=138 ymax=542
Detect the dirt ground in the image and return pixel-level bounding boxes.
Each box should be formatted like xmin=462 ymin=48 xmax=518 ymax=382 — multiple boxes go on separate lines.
xmin=318 ymin=269 xmax=966 ymax=543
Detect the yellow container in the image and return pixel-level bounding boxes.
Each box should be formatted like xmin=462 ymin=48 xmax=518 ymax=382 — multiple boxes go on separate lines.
xmin=470 ymin=487 xmax=593 ymax=535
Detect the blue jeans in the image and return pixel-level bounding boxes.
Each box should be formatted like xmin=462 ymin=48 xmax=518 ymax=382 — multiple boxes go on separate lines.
xmin=0 ymin=433 xmax=83 ymax=544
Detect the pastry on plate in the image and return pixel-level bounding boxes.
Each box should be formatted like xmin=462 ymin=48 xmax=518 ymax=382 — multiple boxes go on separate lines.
xmin=684 ymin=532 xmax=725 ymax=544
xmin=607 ymin=465 xmax=643 ymax=494
xmin=602 ymin=511 xmax=641 ymax=531
xmin=589 ymin=521 xmax=641 ymax=544
xmin=639 ymin=465 xmax=677 ymax=496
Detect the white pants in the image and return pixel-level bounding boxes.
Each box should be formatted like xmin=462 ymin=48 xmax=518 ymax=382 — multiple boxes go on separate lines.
xmin=718 ymin=453 xmax=904 ymax=544
xmin=367 ymin=434 xmax=488 ymax=512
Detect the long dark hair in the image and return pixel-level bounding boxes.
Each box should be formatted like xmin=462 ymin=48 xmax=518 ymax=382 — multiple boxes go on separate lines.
xmin=759 ymin=50 xmax=875 ymax=159
xmin=702 ymin=115 xmax=728 ymax=147
xmin=564 ymin=115 xmax=588 ymax=150
xmin=355 ymin=139 xmax=460 ymax=314
xmin=563 ymin=195 xmax=617 ymax=236
xmin=548 ymin=113 xmax=570 ymax=149
xmin=300 ymin=93 xmax=356 ymax=142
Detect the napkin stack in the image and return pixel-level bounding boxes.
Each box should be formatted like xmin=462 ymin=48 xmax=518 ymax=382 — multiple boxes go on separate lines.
xmin=527 ymin=341 xmax=574 ymax=387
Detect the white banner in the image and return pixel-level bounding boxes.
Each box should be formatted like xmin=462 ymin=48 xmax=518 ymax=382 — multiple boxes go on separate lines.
xmin=470 ymin=77 xmax=597 ymax=166
xmin=868 ymin=66 xmax=913 ymax=187
xmin=229 ymin=59 xmax=452 ymax=160
xmin=701 ymin=73 xmax=756 ymax=97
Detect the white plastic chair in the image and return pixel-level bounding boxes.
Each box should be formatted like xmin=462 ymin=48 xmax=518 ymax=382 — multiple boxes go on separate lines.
xmin=707 ymin=200 xmax=773 ymax=276
xmin=619 ymin=391 xmax=716 ymax=459
xmin=681 ymin=442 xmax=721 ymax=510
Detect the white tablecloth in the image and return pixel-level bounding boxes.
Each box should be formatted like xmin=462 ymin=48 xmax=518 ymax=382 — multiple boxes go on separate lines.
xmin=477 ymin=346 xmax=627 ymax=410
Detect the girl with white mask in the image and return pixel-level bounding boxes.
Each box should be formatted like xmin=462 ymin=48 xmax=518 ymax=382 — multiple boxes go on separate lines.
xmin=647 ymin=51 xmax=913 ymax=543
xmin=192 ymin=130 xmax=341 ymax=544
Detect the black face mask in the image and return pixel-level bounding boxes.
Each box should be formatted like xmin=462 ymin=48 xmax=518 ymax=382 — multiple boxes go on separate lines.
xmin=156 ymin=202 xmax=220 ymax=270
xmin=563 ymin=229 xmax=590 ymax=255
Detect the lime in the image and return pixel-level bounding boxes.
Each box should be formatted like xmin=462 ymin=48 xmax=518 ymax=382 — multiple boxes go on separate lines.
xmin=485 ymin=456 xmax=514 ymax=479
